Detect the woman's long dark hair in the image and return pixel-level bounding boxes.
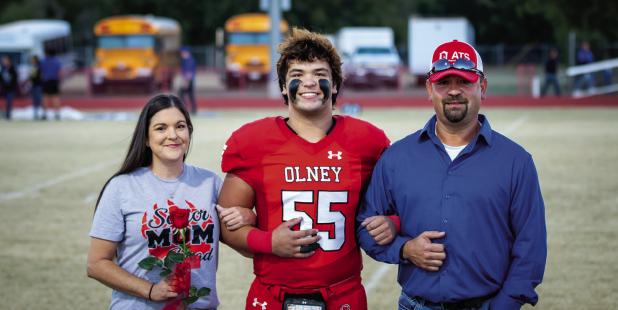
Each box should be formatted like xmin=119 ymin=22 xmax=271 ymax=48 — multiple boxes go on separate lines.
xmin=95 ymin=94 xmax=193 ymax=209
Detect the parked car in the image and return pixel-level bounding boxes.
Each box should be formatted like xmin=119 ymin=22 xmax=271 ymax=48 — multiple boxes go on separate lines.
xmin=344 ymin=46 xmax=401 ymax=89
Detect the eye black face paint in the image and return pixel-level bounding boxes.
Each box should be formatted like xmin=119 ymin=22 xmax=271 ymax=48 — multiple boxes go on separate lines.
xmin=288 ymin=79 xmax=301 ymax=103
xmin=319 ymin=79 xmax=331 ymax=104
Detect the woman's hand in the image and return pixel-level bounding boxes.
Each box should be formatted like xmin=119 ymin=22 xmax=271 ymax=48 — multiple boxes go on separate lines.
xmin=149 ymin=279 xmax=179 ymax=301
xmin=216 ymin=205 xmax=256 ymax=231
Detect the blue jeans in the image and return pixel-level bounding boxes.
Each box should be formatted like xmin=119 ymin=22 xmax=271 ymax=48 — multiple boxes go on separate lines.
xmin=541 ymin=74 xmax=561 ymax=96
xmin=4 ymin=91 xmax=14 ymax=120
xmin=178 ymin=78 xmax=196 ymax=114
xmin=31 ymin=85 xmax=43 ymax=119
xmin=398 ymin=292 xmax=491 ymax=310
xmin=574 ymin=73 xmax=594 ymax=91
xmin=32 ymin=85 xmax=42 ymax=108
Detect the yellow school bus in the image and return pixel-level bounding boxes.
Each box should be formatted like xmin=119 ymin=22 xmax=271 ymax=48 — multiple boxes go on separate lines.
xmin=91 ymin=15 xmax=181 ymax=93
xmin=224 ymin=13 xmax=288 ymax=88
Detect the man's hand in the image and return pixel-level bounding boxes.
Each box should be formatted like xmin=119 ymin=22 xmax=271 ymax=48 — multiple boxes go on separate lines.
xmin=271 ymin=218 xmax=320 ymax=258
xmin=216 ymin=205 xmax=256 ymax=231
xmin=361 ymin=215 xmax=396 ymax=245
xmin=401 ymin=231 xmax=446 ymax=271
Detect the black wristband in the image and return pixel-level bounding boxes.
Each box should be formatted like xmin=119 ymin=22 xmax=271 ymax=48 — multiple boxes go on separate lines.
xmin=148 ymin=283 xmax=155 ymax=301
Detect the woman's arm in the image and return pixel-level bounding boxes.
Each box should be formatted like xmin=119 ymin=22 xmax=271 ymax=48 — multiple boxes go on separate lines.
xmin=86 ymin=237 xmax=178 ymax=301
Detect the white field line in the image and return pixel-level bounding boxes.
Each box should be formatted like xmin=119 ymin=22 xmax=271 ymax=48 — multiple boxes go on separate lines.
xmin=364 ymin=113 xmax=530 ymax=295
xmin=83 ymin=192 xmax=98 ymax=205
xmin=502 ymin=114 xmax=529 ymax=135
xmin=0 ymin=133 xmax=225 ymax=205
xmin=0 ymin=159 xmax=120 ymax=204
xmin=365 ymin=264 xmax=394 ymax=296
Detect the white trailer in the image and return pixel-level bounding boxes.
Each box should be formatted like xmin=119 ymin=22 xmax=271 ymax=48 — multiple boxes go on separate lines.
xmin=408 ymin=17 xmax=475 ymax=79
xmin=336 ymin=27 xmax=395 ymax=58
xmin=336 ymin=27 xmax=402 ymax=89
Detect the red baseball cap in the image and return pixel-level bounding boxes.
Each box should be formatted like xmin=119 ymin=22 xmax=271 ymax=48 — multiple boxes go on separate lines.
xmin=427 ymin=40 xmax=484 ymax=83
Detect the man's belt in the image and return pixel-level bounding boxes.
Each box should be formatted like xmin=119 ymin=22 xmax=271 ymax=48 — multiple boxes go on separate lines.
xmin=415 ymin=293 xmax=494 ymax=310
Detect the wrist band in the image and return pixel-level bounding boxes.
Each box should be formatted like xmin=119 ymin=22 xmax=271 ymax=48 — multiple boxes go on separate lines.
xmin=247 ymin=228 xmax=273 ymax=254
xmin=148 ymin=283 xmax=155 ymax=301
xmin=387 ymin=215 xmax=401 ymax=233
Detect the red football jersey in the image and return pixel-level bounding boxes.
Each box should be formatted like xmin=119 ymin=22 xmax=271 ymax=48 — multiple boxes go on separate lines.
xmin=222 ymin=115 xmax=389 ymax=288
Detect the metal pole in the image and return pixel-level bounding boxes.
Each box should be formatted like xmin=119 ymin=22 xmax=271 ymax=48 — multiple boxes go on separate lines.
xmin=268 ymin=0 xmax=282 ymax=98
xmin=568 ymin=31 xmax=576 ymax=67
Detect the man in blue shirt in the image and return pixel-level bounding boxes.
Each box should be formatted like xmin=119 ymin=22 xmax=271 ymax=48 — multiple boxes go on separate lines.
xmin=178 ymin=47 xmax=197 ymax=114
xmin=41 ymin=49 xmax=63 ymax=120
xmin=357 ymin=40 xmax=547 ymax=310
xmin=574 ymin=41 xmax=595 ymax=92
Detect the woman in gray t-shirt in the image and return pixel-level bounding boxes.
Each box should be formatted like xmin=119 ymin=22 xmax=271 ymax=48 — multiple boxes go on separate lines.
xmin=87 ymin=94 xmax=254 ymax=309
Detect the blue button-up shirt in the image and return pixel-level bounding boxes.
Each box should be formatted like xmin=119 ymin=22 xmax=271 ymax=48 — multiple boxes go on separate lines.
xmin=40 ymin=56 xmax=61 ymax=81
xmin=181 ymin=56 xmax=196 ymax=80
xmin=357 ymin=115 xmax=546 ymax=310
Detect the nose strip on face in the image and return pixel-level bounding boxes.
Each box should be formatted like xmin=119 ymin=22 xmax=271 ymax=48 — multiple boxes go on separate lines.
xmin=288 ymin=79 xmax=302 ymax=103
xmin=319 ymin=79 xmax=331 ymax=104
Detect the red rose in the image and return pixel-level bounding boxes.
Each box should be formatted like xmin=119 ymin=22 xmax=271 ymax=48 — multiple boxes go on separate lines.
xmin=170 ymin=260 xmax=191 ymax=295
xmin=169 ymin=206 xmax=190 ymax=229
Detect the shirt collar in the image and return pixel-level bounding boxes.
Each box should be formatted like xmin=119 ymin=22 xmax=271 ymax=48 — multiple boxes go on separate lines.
xmin=419 ymin=114 xmax=493 ymax=146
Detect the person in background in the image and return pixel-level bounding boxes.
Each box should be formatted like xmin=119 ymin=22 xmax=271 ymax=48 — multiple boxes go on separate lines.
xmin=541 ymin=48 xmax=561 ymax=96
xmin=30 ymin=55 xmax=43 ymax=120
xmin=87 ymin=94 xmax=256 ymax=309
xmin=0 ymin=56 xmax=18 ymax=120
xmin=178 ymin=47 xmax=197 ymax=114
xmin=41 ymin=49 xmax=62 ymax=120
xmin=575 ymin=41 xmax=595 ymax=91
xmin=358 ymin=40 xmax=547 ymax=310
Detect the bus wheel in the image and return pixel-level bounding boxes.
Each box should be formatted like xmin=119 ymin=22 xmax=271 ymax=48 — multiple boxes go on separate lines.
xmin=145 ymin=80 xmax=156 ymax=94
xmin=90 ymin=83 xmax=105 ymax=95
xmin=226 ymin=75 xmax=244 ymax=89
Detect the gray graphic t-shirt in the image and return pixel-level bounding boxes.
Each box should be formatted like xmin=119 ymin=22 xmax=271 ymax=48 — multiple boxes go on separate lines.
xmin=90 ymin=164 xmax=221 ymax=309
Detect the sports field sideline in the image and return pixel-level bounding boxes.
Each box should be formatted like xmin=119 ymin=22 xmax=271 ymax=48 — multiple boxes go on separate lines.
xmin=0 ymin=106 xmax=617 ymax=309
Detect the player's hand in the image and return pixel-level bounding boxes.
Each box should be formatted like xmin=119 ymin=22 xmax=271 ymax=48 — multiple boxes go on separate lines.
xmin=361 ymin=215 xmax=396 ymax=245
xmin=149 ymin=278 xmax=179 ymax=301
xmin=401 ymin=231 xmax=446 ymax=271
xmin=271 ymin=217 xmax=320 ymax=258
xmin=216 ymin=205 xmax=256 ymax=231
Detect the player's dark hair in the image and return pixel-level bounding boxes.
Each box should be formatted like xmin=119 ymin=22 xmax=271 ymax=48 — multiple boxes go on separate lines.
xmin=277 ymin=27 xmax=343 ymax=106
xmin=95 ymin=94 xmax=193 ymax=210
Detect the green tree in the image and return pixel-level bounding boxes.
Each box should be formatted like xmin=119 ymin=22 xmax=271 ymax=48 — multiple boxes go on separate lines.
xmin=0 ymin=0 xmax=616 ymax=54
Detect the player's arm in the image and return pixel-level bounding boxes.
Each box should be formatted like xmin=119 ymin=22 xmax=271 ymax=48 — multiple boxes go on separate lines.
xmin=217 ymin=205 xmax=256 ymax=231
xmin=361 ymin=215 xmax=400 ymax=245
xmin=217 ymin=173 xmax=256 ymax=257
xmin=218 ymin=173 xmax=320 ymax=258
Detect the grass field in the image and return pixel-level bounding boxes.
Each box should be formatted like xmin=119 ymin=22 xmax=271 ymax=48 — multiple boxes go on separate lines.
xmin=1 ymin=107 xmax=617 ymax=309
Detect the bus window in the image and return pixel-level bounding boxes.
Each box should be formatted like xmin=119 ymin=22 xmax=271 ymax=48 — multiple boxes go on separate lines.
xmin=43 ymin=36 xmax=70 ymax=54
xmin=97 ymin=36 xmax=124 ymax=49
xmin=226 ymin=32 xmax=271 ymax=45
xmin=127 ymin=36 xmax=155 ymax=48
xmin=97 ymin=36 xmax=155 ymax=49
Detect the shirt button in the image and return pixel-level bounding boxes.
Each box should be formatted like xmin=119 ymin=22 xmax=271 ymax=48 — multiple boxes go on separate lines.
xmin=444 ymin=194 xmax=450 ymax=199
xmin=443 ymin=219 xmax=448 ymax=224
